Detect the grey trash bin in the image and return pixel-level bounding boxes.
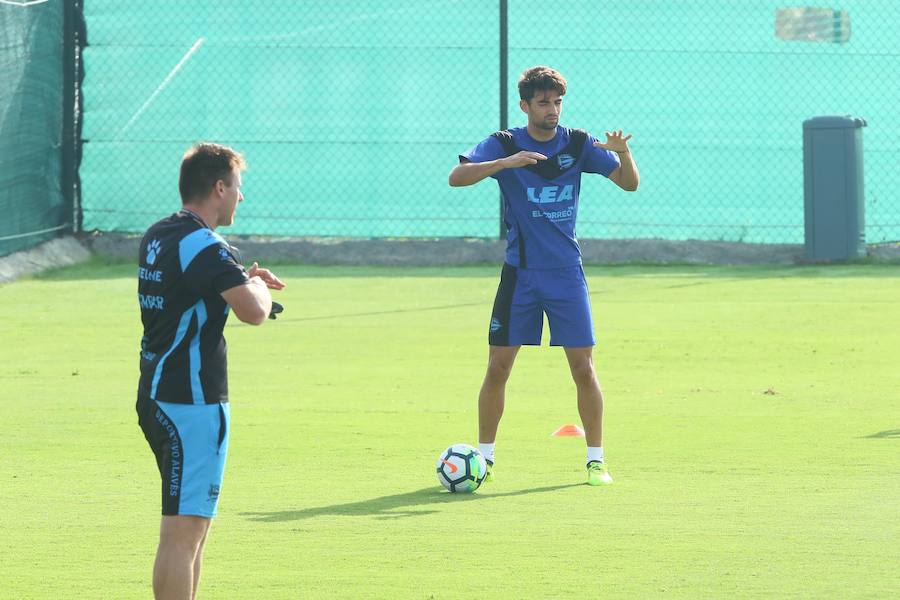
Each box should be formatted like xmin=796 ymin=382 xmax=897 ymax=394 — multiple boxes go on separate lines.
xmin=803 ymin=115 xmax=866 ymax=261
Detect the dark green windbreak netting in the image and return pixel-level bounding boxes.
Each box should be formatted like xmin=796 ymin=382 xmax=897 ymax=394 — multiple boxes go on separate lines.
xmin=0 ymin=1 xmax=69 ymax=257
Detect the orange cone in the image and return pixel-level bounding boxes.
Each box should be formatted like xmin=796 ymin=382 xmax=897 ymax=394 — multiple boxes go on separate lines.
xmin=551 ymin=424 xmax=585 ymax=437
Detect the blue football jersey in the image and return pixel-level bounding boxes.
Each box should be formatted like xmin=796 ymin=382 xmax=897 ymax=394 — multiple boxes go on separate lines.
xmin=460 ymin=126 xmax=619 ymax=268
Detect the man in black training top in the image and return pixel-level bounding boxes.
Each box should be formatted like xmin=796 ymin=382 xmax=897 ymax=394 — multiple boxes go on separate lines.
xmin=136 ymin=142 xmax=284 ymax=600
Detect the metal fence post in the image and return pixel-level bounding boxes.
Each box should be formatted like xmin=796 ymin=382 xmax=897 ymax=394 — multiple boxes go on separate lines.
xmin=498 ymin=0 xmax=508 ymax=239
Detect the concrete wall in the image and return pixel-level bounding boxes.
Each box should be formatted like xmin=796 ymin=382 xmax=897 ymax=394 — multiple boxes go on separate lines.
xmin=85 ymin=232 xmax=900 ymax=267
xmin=3 ymin=234 xmax=898 ymax=285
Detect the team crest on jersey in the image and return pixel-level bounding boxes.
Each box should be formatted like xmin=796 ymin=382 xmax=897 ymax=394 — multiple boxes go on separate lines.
xmin=146 ymin=239 xmax=161 ymax=265
xmin=218 ymin=247 xmax=231 ymax=261
xmin=557 ymin=153 xmax=575 ymax=169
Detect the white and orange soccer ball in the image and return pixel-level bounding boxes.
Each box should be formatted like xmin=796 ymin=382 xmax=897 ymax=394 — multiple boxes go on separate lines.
xmin=436 ymin=444 xmax=488 ymax=493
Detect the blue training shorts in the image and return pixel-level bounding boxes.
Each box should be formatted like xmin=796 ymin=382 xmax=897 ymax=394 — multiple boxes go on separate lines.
xmin=488 ymin=263 xmax=596 ymax=347
xmin=136 ymin=396 xmax=230 ymax=518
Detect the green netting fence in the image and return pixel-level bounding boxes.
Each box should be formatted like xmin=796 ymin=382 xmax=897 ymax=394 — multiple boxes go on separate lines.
xmin=0 ymin=0 xmax=81 ymax=258
xmin=54 ymin=2 xmax=900 ymax=245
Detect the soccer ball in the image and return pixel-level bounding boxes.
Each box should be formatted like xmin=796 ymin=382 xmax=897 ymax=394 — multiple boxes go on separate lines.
xmin=436 ymin=444 xmax=487 ymax=493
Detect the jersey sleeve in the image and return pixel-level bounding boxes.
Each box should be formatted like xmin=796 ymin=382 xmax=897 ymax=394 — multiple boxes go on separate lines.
xmin=459 ymin=136 xmax=505 ymax=164
xmin=581 ymin=134 xmax=621 ymax=177
xmin=184 ymin=243 xmax=249 ymax=296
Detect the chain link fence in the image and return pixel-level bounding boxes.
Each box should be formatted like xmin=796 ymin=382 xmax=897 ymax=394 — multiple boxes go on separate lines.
xmin=80 ymin=0 xmax=900 ymax=244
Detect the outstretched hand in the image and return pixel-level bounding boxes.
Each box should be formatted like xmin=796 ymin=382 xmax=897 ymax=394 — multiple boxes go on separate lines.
xmin=593 ymin=130 xmax=632 ymax=154
xmin=248 ymin=262 xmax=286 ymax=290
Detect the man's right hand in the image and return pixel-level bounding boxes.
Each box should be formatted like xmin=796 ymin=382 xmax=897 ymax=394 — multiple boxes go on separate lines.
xmin=500 ymin=151 xmax=548 ymax=169
xmin=449 ymin=151 xmax=548 ymax=187
xmin=247 ymin=262 xmax=285 ymax=290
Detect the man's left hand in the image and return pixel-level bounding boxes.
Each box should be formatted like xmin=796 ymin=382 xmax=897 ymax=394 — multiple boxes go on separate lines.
xmin=593 ymin=130 xmax=633 ymax=154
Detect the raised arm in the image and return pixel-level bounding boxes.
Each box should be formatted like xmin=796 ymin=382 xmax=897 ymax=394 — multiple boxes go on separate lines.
xmin=448 ymin=151 xmax=548 ymax=187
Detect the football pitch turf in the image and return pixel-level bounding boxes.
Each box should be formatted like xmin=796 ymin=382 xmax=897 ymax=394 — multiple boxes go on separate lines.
xmin=1 ymin=260 xmax=898 ymax=599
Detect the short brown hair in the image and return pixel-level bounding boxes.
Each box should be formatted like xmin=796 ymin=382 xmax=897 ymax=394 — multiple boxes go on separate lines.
xmin=518 ymin=66 xmax=567 ymax=102
xmin=179 ymin=142 xmax=246 ymax=202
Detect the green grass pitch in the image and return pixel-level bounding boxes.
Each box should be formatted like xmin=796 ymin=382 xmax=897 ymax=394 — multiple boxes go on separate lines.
xmin=1 ymin=260 xmax=898 ymax=599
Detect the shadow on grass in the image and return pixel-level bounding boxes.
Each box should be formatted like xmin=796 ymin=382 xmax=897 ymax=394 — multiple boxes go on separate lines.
xmin=34 ymin=258 xmax=503 ymax=281
xmin=584 ymin=263 xmax=900 ymax=280
xmin=268 ymin=301 xmax=489 ymax=323
xmin=241 ymin=483 xmax=584 ymax=522
xmin=32 ymin=255 xmax=899 ymax=282
xmin=862 ymin=429 xmax=900 ymax=439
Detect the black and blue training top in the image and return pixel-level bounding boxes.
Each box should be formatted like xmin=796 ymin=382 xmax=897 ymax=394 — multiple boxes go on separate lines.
xmin=136 ymin=210 xmax=248 ymax=405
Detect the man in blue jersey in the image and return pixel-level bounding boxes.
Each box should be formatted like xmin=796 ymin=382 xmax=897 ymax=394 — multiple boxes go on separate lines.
xmin=136 ymin=142 xmax=284 ymax=599
xmin=449 ymin=66 xmax=639 ymax=486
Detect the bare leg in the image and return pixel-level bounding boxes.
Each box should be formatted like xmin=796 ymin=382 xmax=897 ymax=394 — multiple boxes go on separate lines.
xmin=478 ymin=345 xmax=521 ymax=443
xmin=191 ymin=522 xmax=211 ymax=600
xmin=153 ymin=515 xmax=211 ymax=600
xmin=564 ymin=346 xmax=604 ymax=448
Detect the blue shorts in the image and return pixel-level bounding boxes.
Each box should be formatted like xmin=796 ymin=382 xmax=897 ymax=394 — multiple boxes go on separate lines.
xmin=488 ymin=263 xmax=596 ymax=347
xmin=137 ymin=396 xmax=230 ymax=518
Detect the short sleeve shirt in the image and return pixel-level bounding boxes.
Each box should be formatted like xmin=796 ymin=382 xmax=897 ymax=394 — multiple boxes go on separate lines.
xmin=137 ymin=211 xmax=249 ymax=405
xmin=460 ymin=126 xmax=619 ymax=268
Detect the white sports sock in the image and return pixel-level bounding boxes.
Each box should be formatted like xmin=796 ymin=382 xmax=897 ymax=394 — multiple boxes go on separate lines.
xmin=586 ymin=446 xmax=604 ymax=464
xmin=479 ymin=443 xmax=495 ymax=463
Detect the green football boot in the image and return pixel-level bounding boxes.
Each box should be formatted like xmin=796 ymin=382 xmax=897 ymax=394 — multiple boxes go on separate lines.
xmin=484 ymin=459 xmax=494 ymax=483
xmin=586 ymin=461 xmax=612 ymax=486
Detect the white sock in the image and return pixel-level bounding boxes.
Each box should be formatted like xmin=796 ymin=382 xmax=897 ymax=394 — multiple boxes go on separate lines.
xmin=479 ymin=443 xmax=495 ymax=463
xmin=586 ymin=446 xmax=604 ymax=465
